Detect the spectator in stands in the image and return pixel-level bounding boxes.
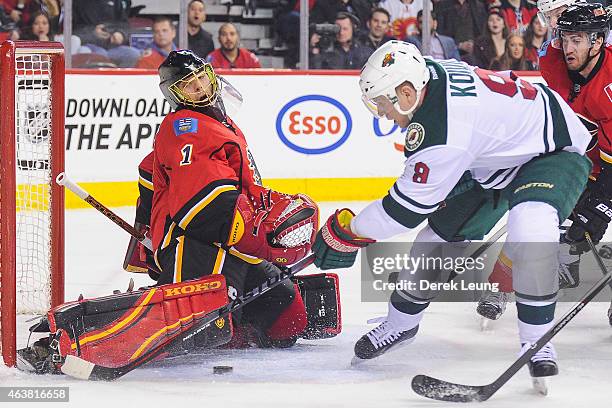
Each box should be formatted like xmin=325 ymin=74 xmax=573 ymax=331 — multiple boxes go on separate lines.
xmin=207 ymin=23 xmax=261 ymax=68
xmin=1 ymin=4 xmax=20 ymax=40
xmin=21 ymin=11 xmax=83 ymax=54
xmin=39 ymin=0 xmax=61 ymax=33
xmin=405 ymin=9 xmax=461 ymax=60
xmin=436 ymin=0 xmax=489 ymax=61
xmin=310 ymin=11 xmax=373 ymax=69
xmin=23 ymin=10 xmax=50 ymax=40
xmin=275 ymin=0 xmax=314 ymax=68
xmin=136 ymin=16 xmax=177 ymax=69
xmin=0 ymin=0 xmax=35 ymax=28
xmin=357 ymin=7 xmax=393 ymax=50
xmin=310 ymin=0 xmax=372 ymax=28
xmin=472 ymin=7 xmax=507 ymax=68
xmin=73 ymin=0 xmax=140 ymax=67
xmin=490 ymin=31 xmax=534 ymax=70
xmin=379 ymin=0 xmax=432 ymax=38
xmin=498 ymin=0 xmax=538 ymax=33
xmin=187 ymin=0 xmax=214 ymax=59
xmin=73 ymin=0 xmax=130 ymax=43
xmin=523 ymin=13 xmax=545 ymax=69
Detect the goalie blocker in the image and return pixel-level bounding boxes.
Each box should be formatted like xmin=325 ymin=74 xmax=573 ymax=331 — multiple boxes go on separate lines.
xmin=16 ymin=272 xmax=341 ymax=374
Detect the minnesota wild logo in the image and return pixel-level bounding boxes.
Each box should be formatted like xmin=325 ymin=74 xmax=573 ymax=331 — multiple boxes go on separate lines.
xmin=405 ymin=122 xmax=425 ymax=152
xmin=382 ymin=53 xmax=395 ymax=67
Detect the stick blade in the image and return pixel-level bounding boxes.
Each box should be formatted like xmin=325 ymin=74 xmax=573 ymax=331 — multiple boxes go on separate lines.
xmin=411 ymin=375 xmax=490 ymax=402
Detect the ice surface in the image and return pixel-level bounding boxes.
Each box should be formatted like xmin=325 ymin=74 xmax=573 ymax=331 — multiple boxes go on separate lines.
xmin=1 ymin=203 xmax=611 ymax=407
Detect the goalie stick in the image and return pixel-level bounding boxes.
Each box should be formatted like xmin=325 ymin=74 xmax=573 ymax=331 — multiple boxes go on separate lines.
xmin=56 ymin=172 xmax=153 ymax=251
xmin=60 ymin=253 xmax=316 ymax=381
xmin=411 ymin=232 xmax=612 ymax=402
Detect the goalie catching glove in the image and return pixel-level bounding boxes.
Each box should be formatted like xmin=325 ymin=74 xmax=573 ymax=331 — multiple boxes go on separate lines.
xmin=313 ymin=209 xmax=375 ymax=270
xmin=228 ymin=186 xmax=319 ymax=266
xmin=566 ymin=196 xmax=612 ymax=254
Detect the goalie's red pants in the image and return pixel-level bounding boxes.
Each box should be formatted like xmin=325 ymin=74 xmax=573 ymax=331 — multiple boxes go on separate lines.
xmin=156 ymin=236 xmax=307 ymax=342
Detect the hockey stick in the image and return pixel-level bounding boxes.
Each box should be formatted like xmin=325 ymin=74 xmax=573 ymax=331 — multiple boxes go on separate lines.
xmin=56 ymin=172 xmax=153 ymax=251
xmin=598 ymin=245 xmax=612 ymax=326
xmin=447 ymin=224 xmax=507 ymax=282
xmin=411 ymin=232 xmax=612 ymax=402
xmin=60 ymin=253 xmax=316 ymax=381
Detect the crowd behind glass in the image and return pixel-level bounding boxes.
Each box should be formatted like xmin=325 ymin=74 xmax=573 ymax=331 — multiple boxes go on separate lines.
xmin=1 ymin=0 xmax=606 ymax=70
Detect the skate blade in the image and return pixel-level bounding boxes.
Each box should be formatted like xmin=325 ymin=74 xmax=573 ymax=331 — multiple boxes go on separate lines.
xmin=350 ymin=356 xmax=367 ymax=367
xmin=479 ymin=317 xmax=491 ymax=331
xmin=532 ymin=377 xmax=548 ymax=396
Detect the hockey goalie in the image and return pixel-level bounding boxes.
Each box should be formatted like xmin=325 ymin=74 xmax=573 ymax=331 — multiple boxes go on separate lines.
xmin=17 ymin=50 xmax=341 ymax=375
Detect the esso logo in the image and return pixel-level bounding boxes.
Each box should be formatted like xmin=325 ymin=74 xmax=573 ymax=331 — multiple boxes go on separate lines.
xmin=276 ymin=95 xmax=352 ymax=154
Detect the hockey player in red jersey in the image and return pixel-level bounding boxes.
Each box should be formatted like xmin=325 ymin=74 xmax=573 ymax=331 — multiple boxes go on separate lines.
xmin=150 ymin=50 xmax=317 ymax=348
xmin=477 ymin=2 xmax=612 ymax=326
xmin=14 ymin=51 xmax=341 ymax=374
xmin=124 ymin=51 xmax=340 ymax=345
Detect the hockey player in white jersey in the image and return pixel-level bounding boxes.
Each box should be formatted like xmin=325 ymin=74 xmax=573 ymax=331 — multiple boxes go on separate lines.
xmin=311 ymin=41 xmax=593 ymax=379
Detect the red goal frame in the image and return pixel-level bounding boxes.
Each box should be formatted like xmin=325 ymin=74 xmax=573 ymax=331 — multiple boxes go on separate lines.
xmin=0 ymin=40 xmax=65 ymax=367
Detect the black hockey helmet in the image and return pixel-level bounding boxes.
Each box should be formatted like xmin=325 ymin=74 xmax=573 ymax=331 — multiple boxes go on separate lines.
xmin=557 ymin=2 xmax=610 ymax=41
xmin=158 ymin=49 xmax=219 ymax=110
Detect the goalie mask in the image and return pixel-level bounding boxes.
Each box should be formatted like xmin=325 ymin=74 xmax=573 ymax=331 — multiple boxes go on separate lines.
xmin=360 ymin=41 xmax=430 ymax=121
xmin=159 ymin=50 xmax=243 ymax=116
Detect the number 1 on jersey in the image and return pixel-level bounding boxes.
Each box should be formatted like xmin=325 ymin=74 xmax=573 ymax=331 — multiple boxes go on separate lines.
xmin=180 ymin=144 xmax=193 ymax=166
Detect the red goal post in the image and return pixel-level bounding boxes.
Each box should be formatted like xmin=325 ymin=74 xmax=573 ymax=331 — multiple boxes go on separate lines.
xmin=0 ymin=40 xmax=65 ymax=367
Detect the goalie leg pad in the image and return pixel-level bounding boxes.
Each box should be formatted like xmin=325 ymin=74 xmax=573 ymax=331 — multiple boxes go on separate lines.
xmin=47 ymin=275 xmax=232 ymax=369
xmin=294 ymin=273 xmax=342 ymax=339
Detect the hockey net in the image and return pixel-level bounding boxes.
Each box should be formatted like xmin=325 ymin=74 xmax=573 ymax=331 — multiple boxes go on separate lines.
xmin=0 ymin=41 xmax=65 ymax=367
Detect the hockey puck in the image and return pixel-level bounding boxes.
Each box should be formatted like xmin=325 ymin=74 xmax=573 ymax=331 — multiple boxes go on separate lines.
xmin=213 ymin=365 xmax=233 ymax=375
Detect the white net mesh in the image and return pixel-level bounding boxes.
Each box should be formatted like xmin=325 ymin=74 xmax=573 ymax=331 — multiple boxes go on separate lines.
xmin=272 ymin=198 xmax=315 ymax=248
xmin=0 ymin=47 xmax=60 ymax=366
xmin=14 ymin=54 xmax=54 ymax=314
xmin=275 ymin=223 xmax=315 ymax=248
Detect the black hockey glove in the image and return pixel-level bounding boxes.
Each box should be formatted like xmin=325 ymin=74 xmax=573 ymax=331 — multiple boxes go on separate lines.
xmin=566 ymin=197 xmax=612 ymax=255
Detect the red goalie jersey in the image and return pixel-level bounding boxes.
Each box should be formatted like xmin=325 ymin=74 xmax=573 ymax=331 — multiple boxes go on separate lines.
xmin=151 ymin=109 xmax=261 ymax=253
xmin=539 ymin=40 xmax=612 ymax=180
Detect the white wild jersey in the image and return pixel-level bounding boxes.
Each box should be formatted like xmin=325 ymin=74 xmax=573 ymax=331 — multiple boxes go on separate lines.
xmin=352 ymin=59 xmax=591 ymax=240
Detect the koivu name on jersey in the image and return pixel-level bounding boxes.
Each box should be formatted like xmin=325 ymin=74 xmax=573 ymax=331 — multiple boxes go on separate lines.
xmin=439 ymin=60 xmax=477 ymax=98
